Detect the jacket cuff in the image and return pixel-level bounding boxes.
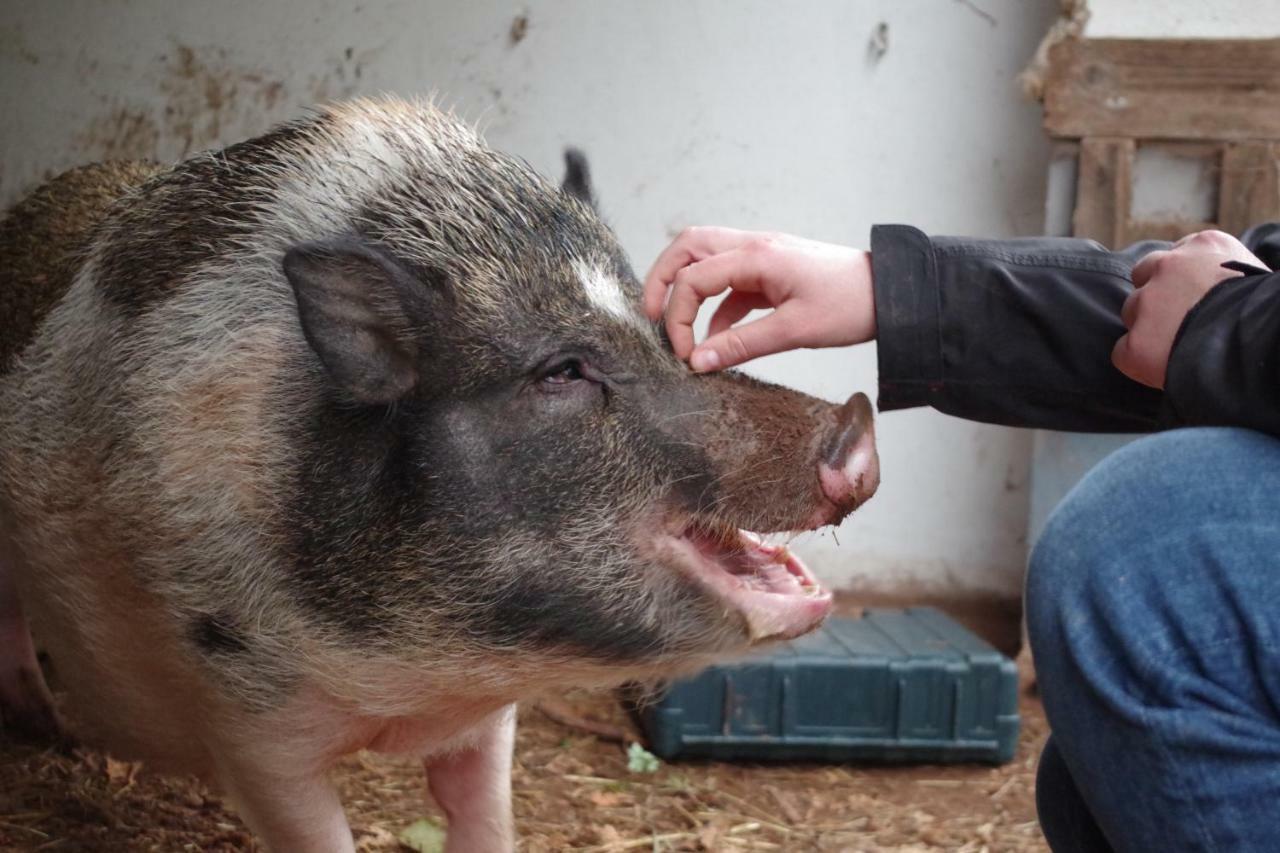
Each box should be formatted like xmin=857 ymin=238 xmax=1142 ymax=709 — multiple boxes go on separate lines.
xmin=870 ymin=224 xmax=942 ymax=411
xmin=1160 ymin=273 xmax=1254 ymax=426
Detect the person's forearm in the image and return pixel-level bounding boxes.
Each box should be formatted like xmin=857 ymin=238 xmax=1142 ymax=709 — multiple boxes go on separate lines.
xmin=870 ymin=224 xmax=1166 ymax=432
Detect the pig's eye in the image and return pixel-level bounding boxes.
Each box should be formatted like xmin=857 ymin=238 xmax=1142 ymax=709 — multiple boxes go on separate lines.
xmin=540 ymin=359 xmax=587 ymax=386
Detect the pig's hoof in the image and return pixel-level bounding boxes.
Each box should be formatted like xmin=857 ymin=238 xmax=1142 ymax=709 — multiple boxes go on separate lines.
xmin=0 ymin=667 xmax=65 ymax=744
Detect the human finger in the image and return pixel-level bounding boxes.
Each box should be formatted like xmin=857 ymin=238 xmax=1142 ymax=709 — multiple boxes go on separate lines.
xmin=691 ymin=310 xmax=797 ymax=372
xmin=1110 ymin=326 xmax=1163 ymax=389
xmin=1130 ymin=250 xmax=1170 ymax=288
xmin=641 ymin=226 xmax=756 ymax=319
xmin=664 ymin=248 xmax=764 ymax=359
xmin=1120 ymin=288 xmax=1141 ymax=329
xmin=707 ymin=290 xmax=772 ymax=338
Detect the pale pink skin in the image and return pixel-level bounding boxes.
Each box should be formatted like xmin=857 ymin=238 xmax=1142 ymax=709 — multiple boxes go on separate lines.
xmin=0 ymin=548 xmax=58 ymax=739
xmin=0 ymin=573 xmax=51 ymax=727
xmin=427 ymin=707 xmax=516 ymax=853
xmin=816 ymin=417 xmax=881 ymax=527
xmin=212 ymin=702 xmax=516 ymax=853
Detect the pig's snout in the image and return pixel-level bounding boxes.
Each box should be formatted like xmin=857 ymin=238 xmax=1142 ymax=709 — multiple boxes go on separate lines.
xmin=817 ymin=392 xmax=880 ymax=523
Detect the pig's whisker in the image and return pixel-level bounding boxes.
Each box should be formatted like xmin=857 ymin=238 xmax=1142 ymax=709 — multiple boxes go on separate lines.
xmin=655 ymin=408 xmax=716 ymax=424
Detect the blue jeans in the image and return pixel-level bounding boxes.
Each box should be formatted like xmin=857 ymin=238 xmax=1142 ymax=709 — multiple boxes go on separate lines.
xmin=1026 ymin=427 xmax=1280 ymax=852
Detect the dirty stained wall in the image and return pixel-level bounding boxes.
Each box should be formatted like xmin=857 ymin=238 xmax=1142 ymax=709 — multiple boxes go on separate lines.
xmin=0 ymin=0 xmax=1060 ymax=599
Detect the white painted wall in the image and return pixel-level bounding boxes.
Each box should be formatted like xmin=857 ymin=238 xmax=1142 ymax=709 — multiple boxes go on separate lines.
xmin=1085 ymin=0 xmax=1280 ymax=38
xmin=0 ymin=0 xmax=1061 ymax=598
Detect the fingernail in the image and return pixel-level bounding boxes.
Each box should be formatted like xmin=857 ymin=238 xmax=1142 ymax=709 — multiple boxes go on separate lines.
xmin=691 ymin=349 xmax=721 ymax=372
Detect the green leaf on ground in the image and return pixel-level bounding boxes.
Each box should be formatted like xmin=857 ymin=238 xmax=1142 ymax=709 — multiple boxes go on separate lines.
xmin=626 ymin=741 xmax=662 ymax=773
xmin=398 ymin=817 xmax=446 ymax=853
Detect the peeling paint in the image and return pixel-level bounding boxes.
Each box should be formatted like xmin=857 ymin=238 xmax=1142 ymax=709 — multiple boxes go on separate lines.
xmin=76 ymin=108 xmax=161 ymax=162
xmin=508 ymin=13 xmax=529 ymax=47
xmin=70 ymin=38 xmax=384 ymax=172
xmin=74 ymin=44 xmax=291 ymax=163
xmin=156 ymin=44 xmax=286 ymax=158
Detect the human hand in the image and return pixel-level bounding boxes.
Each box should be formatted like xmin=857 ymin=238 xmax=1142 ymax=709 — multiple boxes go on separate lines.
xmin=642 ymin=227 xmax=876 ymax=371
xmin=1114 ymin=230 xmax=1266 ymax=389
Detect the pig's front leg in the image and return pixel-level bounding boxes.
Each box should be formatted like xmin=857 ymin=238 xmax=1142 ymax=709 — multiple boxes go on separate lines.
xmin=216 ymin=752 xmax=355 ymax=853
xmin=0 ymin=553 xmax=60 ymax=739
xmin=427 ymin=703 xmax=517 ymax=853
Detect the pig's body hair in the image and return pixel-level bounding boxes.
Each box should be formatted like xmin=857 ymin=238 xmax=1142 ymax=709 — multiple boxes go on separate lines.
xmin=0 ymin=161 xmax=165 ymax=370
xmin=0 ymin=99 xmax=739 ymax=776
xmin=575 ymin=259 xmax=650 ymax=329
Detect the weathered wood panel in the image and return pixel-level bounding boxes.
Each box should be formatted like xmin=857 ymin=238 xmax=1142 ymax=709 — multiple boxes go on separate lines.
xmin=1045 ymin=39 xmax=1280 ymax=142
xmin=1218 ymin=141 xmax=1280 ymax=235
xmin=1073 ymin=137 xmax=1133 ymax=247
xmin=1123 ymin=218 xmax=1219 ymax=244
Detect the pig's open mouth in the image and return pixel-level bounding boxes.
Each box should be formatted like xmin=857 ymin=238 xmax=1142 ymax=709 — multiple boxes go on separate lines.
xmin=661 ymin=521 xmax=833 ymax=643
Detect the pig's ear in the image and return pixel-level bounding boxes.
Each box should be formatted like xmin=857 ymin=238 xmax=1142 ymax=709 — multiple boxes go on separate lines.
xmin=561 ymin=147 xmax=597 ymax=209
xmin=283 ymin=238 xmax=426 ymax=406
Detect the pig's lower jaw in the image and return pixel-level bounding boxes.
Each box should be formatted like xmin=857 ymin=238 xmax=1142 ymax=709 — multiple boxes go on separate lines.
xmin=660 ymin=526 xmax=833 ymax=643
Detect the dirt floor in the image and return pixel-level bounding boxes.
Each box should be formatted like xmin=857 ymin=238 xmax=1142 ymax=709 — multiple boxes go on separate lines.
xmin=0 ymin=598 xmax=1046 ymax=852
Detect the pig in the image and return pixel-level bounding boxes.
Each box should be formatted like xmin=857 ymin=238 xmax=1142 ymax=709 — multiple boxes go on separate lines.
xmin=0 ymin=98 xmax=879 ymax=852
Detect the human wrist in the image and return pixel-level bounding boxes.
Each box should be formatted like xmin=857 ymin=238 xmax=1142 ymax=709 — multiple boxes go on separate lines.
xmin=850 ymin=250 xmax=876 ymax=342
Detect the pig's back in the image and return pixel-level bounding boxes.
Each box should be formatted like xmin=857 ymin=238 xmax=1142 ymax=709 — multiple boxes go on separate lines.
xmin=0 ymin=162 xmax=163 ymax=373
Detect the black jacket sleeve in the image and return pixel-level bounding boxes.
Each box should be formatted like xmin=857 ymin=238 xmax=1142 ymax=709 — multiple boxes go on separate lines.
xmin=1163 ymin=260 xmax=1280 ymax=435
xmin=870 ymin=224 xmax=1280 ymax=435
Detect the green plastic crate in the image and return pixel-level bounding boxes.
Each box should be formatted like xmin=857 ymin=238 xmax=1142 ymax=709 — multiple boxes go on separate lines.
xmin=638 ymin=607 xmax=1020 ymax=764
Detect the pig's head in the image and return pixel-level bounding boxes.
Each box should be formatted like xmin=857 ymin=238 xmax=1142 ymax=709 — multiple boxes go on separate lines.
xmin=209 ymin=101 xmax=879 ymax=685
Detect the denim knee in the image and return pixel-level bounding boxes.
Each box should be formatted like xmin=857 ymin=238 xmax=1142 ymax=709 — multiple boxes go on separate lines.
xmin=1025 ymin=427 xmax=1280 ymax=668
xmin=1025 ymin=428 xmax=1280 ymax=852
